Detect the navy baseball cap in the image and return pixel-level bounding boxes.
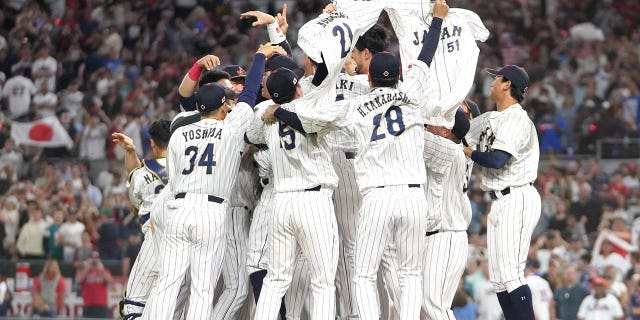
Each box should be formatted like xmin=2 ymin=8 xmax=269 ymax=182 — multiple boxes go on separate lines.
xmin=223 ymin=65 xmax=246 ymax=79
xmin=195 ymin=83 xmax=228 ymax=113
xmin=452 ymin=108 xmax=470 ymax=141
xmin=369 ymin=51 xmax=400 ymax=80
xmin=486 ymin=65 xmax=530 ymax=92
xmin=265 ymin=55 xmax=298 ymax=72
xmin=266 ymin=67 xmax=299 ymax=104
xmin=223 ymin=86 xmax=237 ymax=100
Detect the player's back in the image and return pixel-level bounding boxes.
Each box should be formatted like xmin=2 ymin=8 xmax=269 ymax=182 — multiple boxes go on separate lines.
xmin=128 ymin=158 xmax=167 ymax=214
xmin=477 ymin=104 xmax=539 ymax=191
xmin=264 ymin=106 xmax=338 ymax=193
xmin=168 ymin=104 xmax=253 ymax=199
xmin=346 ymin=85 xmax=426 ymax=191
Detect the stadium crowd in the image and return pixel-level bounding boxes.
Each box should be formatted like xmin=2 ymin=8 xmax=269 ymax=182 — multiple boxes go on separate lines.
xmin=0 ymin=0 xmax=639 ymax=319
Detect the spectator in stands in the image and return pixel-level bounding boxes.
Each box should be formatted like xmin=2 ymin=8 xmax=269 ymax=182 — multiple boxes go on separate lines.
xmin=82 ymin=175 xmax=102 ymax=208
xmin=0 ymin=139 xmax=23 ymax=182
xmin=96 ymin=209 xmax=120 ymax=260
xmin=31 ymin=44 xmax=57 ymax=93
xmin=79 ymin=115 xmax=109 ymax=180
xmin=0 ymin=196 xmax=18 ymax=254
xmin=0 ymin=275 xmax=12 ymax=317
xmin=555 ymin=264 xmax=590 ymax=320
xmin=32 ymin=259 xmax=66 ymax=317
xmin=1 ymin=68 xmax=36 ymax=119
xmin=577 ymin=277 xmax=624 ymax=320
xmin=16 ymin=200 xmax=47 ymax=259
xmin=58 ymin=209 xmax=85 ymax=262
xmin=46 ymin=208 xmax=64 ymax=260
xmin=570 ymin=186 xmax=604 ymax=235
xmin=603 ymin=265 xmax=629 ymax=306
xmin=629 ymin=274 xmax=640 ymax=320
xmin=75 ymin=231 xmax=95 ymax=264
xmin=76 ymin=251 xmax=113 ymax=318
xmin=32 ymin=82 xmax=57 ymax=118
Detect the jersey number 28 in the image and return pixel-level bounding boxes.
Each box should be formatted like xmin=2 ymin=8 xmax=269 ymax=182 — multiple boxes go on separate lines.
xmin=370 ymin=106 xmax=406 ymax=141
xmin=182 ymin=143 xmax=216 ymax=175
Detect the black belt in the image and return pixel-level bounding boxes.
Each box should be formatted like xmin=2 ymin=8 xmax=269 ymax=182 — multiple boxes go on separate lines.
xmin=344 ymin=152 xmax=356 ymax=160
xmin=304 ymin=185 xmax=321 ymax=192
xmin=139 ymin=213 xmax=150 ymax=226
xmin=175 ymin=192 xmax=224 ymax=203
xmin=377 ymin=184 xmax=421 ymax=189
xmin=425 ymin=230 xmax=439 ymax=237
xmin=489 ymin=183 xmax=533 ymax=200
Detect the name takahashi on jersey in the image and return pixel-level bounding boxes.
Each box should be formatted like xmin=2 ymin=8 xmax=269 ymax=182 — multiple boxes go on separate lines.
xmin=357 ymin=91 xmax=412 ymax=117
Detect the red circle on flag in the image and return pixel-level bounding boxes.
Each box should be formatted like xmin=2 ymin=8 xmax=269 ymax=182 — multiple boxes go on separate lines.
xmin=29 ymin=123 xmax=54 ymax=141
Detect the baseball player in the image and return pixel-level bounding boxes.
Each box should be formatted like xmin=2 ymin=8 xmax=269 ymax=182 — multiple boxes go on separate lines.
xmin=223 ymin=65 xmax=247 ymax=94
xmin=141 ymin=43 xmax=283 ymax=320
xmin=463 ymin=65 xmax=541 ymax=320
xmin=384 ymin=0 xmax=489 ymax=128
xmin=245 ymin=66 xmax=341 ymax=320
xmin=112 ymin=120 xmax=171 ymax=320
xmin=420 ymin=109 xmax=471 ymax=320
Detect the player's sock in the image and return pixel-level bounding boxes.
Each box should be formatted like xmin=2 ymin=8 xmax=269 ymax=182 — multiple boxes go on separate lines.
xmin=496 ymin=290 xmax=516 ymax=320
xmin=508 ymin=285 xmax=535 ymax=320
xmin=249 ymin=270 xmax=268 ymax=302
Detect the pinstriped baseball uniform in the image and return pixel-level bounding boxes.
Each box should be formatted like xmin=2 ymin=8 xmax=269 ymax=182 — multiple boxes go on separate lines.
xmin=420 ymin=131 xmax=471 ymax=320
xmin=122 ymin=158 xmax=167 ymax=318
xmin=142 ymin=100 xmax=254 ymax=320
xmin=246 ymin=149 xmax=274 ymax=276
xmin=212 ymin=151 xmax=259 ymax=320
xmin=247 ymin=99 xmax=340 ymax=320
xmin=320 ymin=59 xmax=431 ymax=320
xmin=330 ymin=72 xmax=402 ymax=320
xmin=385 ymin=3 xmax=489 ymax=128
xmin=468 ymin=104 xmax=541 ymax=293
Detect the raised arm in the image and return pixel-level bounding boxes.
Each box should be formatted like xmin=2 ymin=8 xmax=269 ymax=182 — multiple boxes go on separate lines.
xmin=238 ymin=43 xmax=286 ymax=108
xmin=178 ymin=55 xmax=221 ymax=110
xmin=240 ymin=9 xmax=293 ymax=56
xmin=111 ymin=132 xmax=141 ymax=173
xmin=417 ymin=0 xmax=449 ymax=66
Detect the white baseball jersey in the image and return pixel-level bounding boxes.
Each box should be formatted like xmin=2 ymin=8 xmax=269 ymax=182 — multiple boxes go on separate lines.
xmin=167 ymin=103 xmax=254 ymax=198
xmin=228 ymin=153 xmax=259 ymax=208
xmin=32 ymin=56 xmax=57 ymax=91
xmin=246 ymin=102 xmax=338 ymax=192
xmin=423 ymin=132 xmax=472 ymax=231
xmin=525 ymin=274 xmax=553 ymax=320
xmin=246 ymin=149 xmax=274 ymax=274
xmin=2 ymin=75 xmax=36 ymax=118
xmin=328 ymin=60 xmax=432 ymax=192
xmin=385 ymin=3 xmax=489 ymax=128
xmin=326 ymin=73 xmax=370 ymax=152
xmin=122 ymin=158 xmax=167 ymax=318
xmin=576 ymin=294 xmax=624 ymax=320
xmin=468 ymin=104 xmax=540 ymax=191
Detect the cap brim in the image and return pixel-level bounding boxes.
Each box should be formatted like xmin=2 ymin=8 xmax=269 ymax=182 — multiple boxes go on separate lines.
xmin=230 ymin=75 xmax=246 ymax=80
xmin=486 ymin=68 xmax=501 ymax=76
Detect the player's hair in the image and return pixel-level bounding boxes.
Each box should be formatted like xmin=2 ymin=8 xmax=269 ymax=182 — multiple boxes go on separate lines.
xmin=198 ymin=70 xmax=231 ymax=87
xmin=355 ymin=24 xmax=388 ymax=54
xmin=503 ymin=76 xmax=525 ymax=103
xmin=148 ymin=119 xmax=172 ymax=149
xmin=370 ymin=76 xmax=399 ymax=88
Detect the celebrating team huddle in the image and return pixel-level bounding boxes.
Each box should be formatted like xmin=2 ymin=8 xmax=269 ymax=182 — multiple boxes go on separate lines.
xmin=111 ymin=0 xmax=541 ymax=319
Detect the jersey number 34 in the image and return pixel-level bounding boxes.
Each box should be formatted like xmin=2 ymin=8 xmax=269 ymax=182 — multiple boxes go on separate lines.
xmin=182 ymin=143 xmax=216 ymax=175
xmin=370 ymin=106 xmax=406 ymax=141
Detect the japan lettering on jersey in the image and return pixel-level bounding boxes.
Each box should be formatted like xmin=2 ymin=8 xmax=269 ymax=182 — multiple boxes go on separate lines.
xmin=469 ymin=105 xmax=539 ymax=191
xmin=246 ymin=100 xmax=338 ymax=193
xmin=423 ymin=132 xmax=472 ymax=231
xmin=127 ymin=158 xmax=168 ymax=215
xmin=385 ymin=4 xmax=489 ymax=128
xmin=167 ymin=103 xmax=253 ymax=198
xmin=326 ymin=60 xmax=431 ymax=192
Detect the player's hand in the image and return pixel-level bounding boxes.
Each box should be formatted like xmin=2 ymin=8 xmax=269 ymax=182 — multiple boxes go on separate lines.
xmin=323 ymin=3 xmax=337 ymax=13
xmin=261 ymin=104 xmax=280 ymax=124
xmin=276 ymin=3 xmax=289 ymax=34
xmin=343 ymin=57 xmax=357 ymax=76
xmin=240 ymin=10 xmax=276 ymax=26
xmin=197 ymin=54 xmax=221 ymax=70
xmin=433 ymin=0 xmax=449 ymax=19
xmin=112 ymin=132 xmax=136 ymax=153
xmin=257 ymin=43 xmax=287 ymax=58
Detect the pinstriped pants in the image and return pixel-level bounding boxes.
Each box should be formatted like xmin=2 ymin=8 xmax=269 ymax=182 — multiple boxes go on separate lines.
xmin=487 ymin=185 xmax=541 ymax=293
xmin=354 ymin=185 xmax=427 ymax=320
xmin=255 ymin=189 xmax=339 ymax=320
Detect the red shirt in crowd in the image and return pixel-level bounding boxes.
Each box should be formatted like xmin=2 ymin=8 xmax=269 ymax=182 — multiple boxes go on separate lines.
xmin=80 ymin=268 xmax=110 ymax=306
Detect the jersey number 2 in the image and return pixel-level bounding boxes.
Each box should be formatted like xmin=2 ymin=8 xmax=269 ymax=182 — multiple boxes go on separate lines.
xmin=182 ymin=143 xmax=216 ymax=175
xmin=333 ymin=23 xmax=353 ymax=58
xmin=370 ymin=106 xmax=406 ymax=141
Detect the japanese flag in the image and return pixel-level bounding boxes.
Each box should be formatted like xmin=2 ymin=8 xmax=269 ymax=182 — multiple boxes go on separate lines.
xmin=10 ymin=116 xmax=73 ymax=149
